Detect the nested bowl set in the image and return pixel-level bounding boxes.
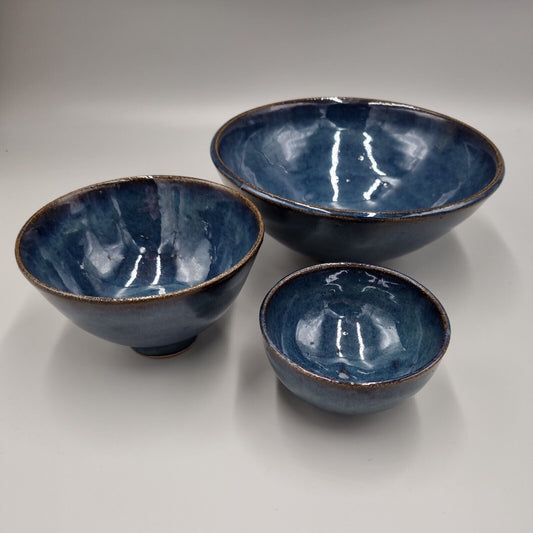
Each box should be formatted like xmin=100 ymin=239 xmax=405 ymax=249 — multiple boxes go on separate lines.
xmin=15 ymin=97 xmax=503 ymax=414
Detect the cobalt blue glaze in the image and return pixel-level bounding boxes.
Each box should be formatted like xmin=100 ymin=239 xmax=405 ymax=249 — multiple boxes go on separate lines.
xmin=212 ymin=97 xmax=504 ymax=262
xmin=260 ymin=263 xmax=450 ymax=414
xmin=16 ymin=176 xmax=264 ymax=357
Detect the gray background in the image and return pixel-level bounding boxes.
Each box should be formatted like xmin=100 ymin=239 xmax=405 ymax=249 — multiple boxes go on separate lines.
xmin=1 ymin=1 xmax=532 ymax=531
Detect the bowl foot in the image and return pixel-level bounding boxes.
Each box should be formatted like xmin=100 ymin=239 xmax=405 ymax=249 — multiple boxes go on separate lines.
xmin=132 ymin=337 xmax=197 ymax=358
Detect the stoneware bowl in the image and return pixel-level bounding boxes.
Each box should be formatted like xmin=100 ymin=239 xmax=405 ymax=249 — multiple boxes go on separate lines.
xmin=15 ymin=175 xmax=264 ymax=357
xmin=211 ymin=97 xmax=504 ymax=262
xmin=260 ymin=263 xmax=450 ymax=414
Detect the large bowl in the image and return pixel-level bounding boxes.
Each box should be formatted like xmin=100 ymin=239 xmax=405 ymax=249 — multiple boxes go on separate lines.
xmin=211 ymin=97 xmax=504 ymax=262
xmin=260 ymin=263 xmax=450 ymax=414
xmin=16 ymin=176 xmax=264 ymax=357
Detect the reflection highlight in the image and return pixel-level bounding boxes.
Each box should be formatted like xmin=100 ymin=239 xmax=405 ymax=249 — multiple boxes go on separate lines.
xmin=330 ymin=130 xmax=341 ymax=202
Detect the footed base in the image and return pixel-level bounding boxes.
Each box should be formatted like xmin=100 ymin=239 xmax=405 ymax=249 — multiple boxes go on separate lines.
xmin=132 ymin=337 xmax=197 ymax=358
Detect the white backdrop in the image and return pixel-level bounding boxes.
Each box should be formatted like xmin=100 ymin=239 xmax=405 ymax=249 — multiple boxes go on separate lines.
xmin=1 ymin=1 xmax=532 ymax=531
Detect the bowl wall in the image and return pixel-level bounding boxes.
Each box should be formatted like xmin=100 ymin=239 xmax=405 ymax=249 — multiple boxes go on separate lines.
xmin=38 ymin=258 xmax=256 ymax=352
xmin=265 ymin=341 xmax=439 ymax=414
xmin=228 ymin=184 xmax=479 ymax=262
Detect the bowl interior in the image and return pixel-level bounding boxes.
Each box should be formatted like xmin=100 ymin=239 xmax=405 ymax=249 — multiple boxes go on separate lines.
xmin=18 ymin=177 xmax=261 ymax=299
xmin=263 ymin=265 xmax=448 ymax=384
xmin=216 ymin=99 xmax=499 ymax=213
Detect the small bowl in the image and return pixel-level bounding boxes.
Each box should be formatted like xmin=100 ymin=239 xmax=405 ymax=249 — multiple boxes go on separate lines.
xmin=16 ymin=176 xmax=264 ymax=357
xmin=211 ymin=97 xmax=504 ymax=262
xmin=260 ymin=263 xmax=450 ymax=414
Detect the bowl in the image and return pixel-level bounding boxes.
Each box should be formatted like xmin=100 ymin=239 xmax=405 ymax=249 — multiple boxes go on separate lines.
xmin=260 ymin=263 xmax=450 ymax=414
xmin=211 ymin=97 xmax=504 ymax=262
xmin=16 ymin=175 xmax=264 ymax=357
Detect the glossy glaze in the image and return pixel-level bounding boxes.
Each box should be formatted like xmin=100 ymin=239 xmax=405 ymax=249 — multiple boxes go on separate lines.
xmin=16 ymin=176 xmax=264 ymax=356
xmin=212 ymin=97 xmax=504 ymax=262
xmin=260 ymin=263 xmax=450 ymax=414
xmin=19 ymin=177 xmax=260 ymax=298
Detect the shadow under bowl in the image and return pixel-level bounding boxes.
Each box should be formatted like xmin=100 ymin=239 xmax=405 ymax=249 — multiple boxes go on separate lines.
xmin=211 ymin=97 xmax=504 ymax=262
xmin=260 ymin=263 xmax=450 ymax=414
xmin=15 ymin=175 xmax=264 ymax=357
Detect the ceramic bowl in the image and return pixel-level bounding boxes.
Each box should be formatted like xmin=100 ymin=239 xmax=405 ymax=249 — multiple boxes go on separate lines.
xmin=16 ymin=176 xmax=264 ymax=357
xmin=260 ymin=263 xmax=450 ymax=414
xmin=211 ymin=97 xmax=504 ymax=262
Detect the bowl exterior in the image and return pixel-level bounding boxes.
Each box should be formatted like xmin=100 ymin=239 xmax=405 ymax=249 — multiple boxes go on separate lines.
xmin=35 ymin=253 xmax=257 ymax=351
xmin=219 ymin=174 xmax=482 ymax=262
xmin=264 ymin=341 xmax=439 ymax=414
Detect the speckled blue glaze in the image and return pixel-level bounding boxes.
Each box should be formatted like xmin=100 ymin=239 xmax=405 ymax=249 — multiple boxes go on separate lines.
xmin=212 ymin=97 xmax=504 ymax=262
xmin=260 ymin=263 xmax=450 ymax=414
xmin=16 ymin=176 xmax=264 ymax=356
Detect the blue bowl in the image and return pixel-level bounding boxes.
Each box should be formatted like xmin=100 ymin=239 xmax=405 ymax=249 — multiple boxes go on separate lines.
xmin=16 ymin=176 xmax=264 ymax=357
xmin=260 ymin=263 xmax=450 ymax=414
xmin=211 ymin=97 xmax=504 ymax=262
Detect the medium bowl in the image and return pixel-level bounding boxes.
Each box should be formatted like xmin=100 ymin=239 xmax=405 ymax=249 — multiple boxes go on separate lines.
xmin=211 ymin=97 xmax=504 ymax=262
xmin=16 ymin=175 xmax=264 ymax=357
xmin=260 ymin=263 xmax=450 ymax=414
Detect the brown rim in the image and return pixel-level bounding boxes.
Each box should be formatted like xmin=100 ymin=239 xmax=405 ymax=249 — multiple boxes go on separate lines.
xmin=15 ymin=175 xmax=265 ymax=305
xmin=211 ymin=96 xmax=504 ymax=220
xmin=259 ymin=262 xmax=451 ymax=388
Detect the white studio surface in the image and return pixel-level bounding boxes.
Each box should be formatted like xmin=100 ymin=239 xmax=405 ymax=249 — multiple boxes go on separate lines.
xmin=1 ymin=1 xmax=532 ymax=532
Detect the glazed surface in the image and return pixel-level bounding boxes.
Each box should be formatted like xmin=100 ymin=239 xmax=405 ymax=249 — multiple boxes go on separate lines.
xmin=217 ymin=100 xmax=498 ymax=213
xmin=19 ymin=178 xmax=261 ymax=298
xmin=264 ymin=266 xmax=446 ymax=384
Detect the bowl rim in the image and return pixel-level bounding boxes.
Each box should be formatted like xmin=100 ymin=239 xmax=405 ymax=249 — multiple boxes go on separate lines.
xmin=211 ymin=96 xmax=505 ymax=220
xmin=15 ymin=175 xmax=265 ymax=305
xmin=259 ymin=262 xmax=451 ymax=388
